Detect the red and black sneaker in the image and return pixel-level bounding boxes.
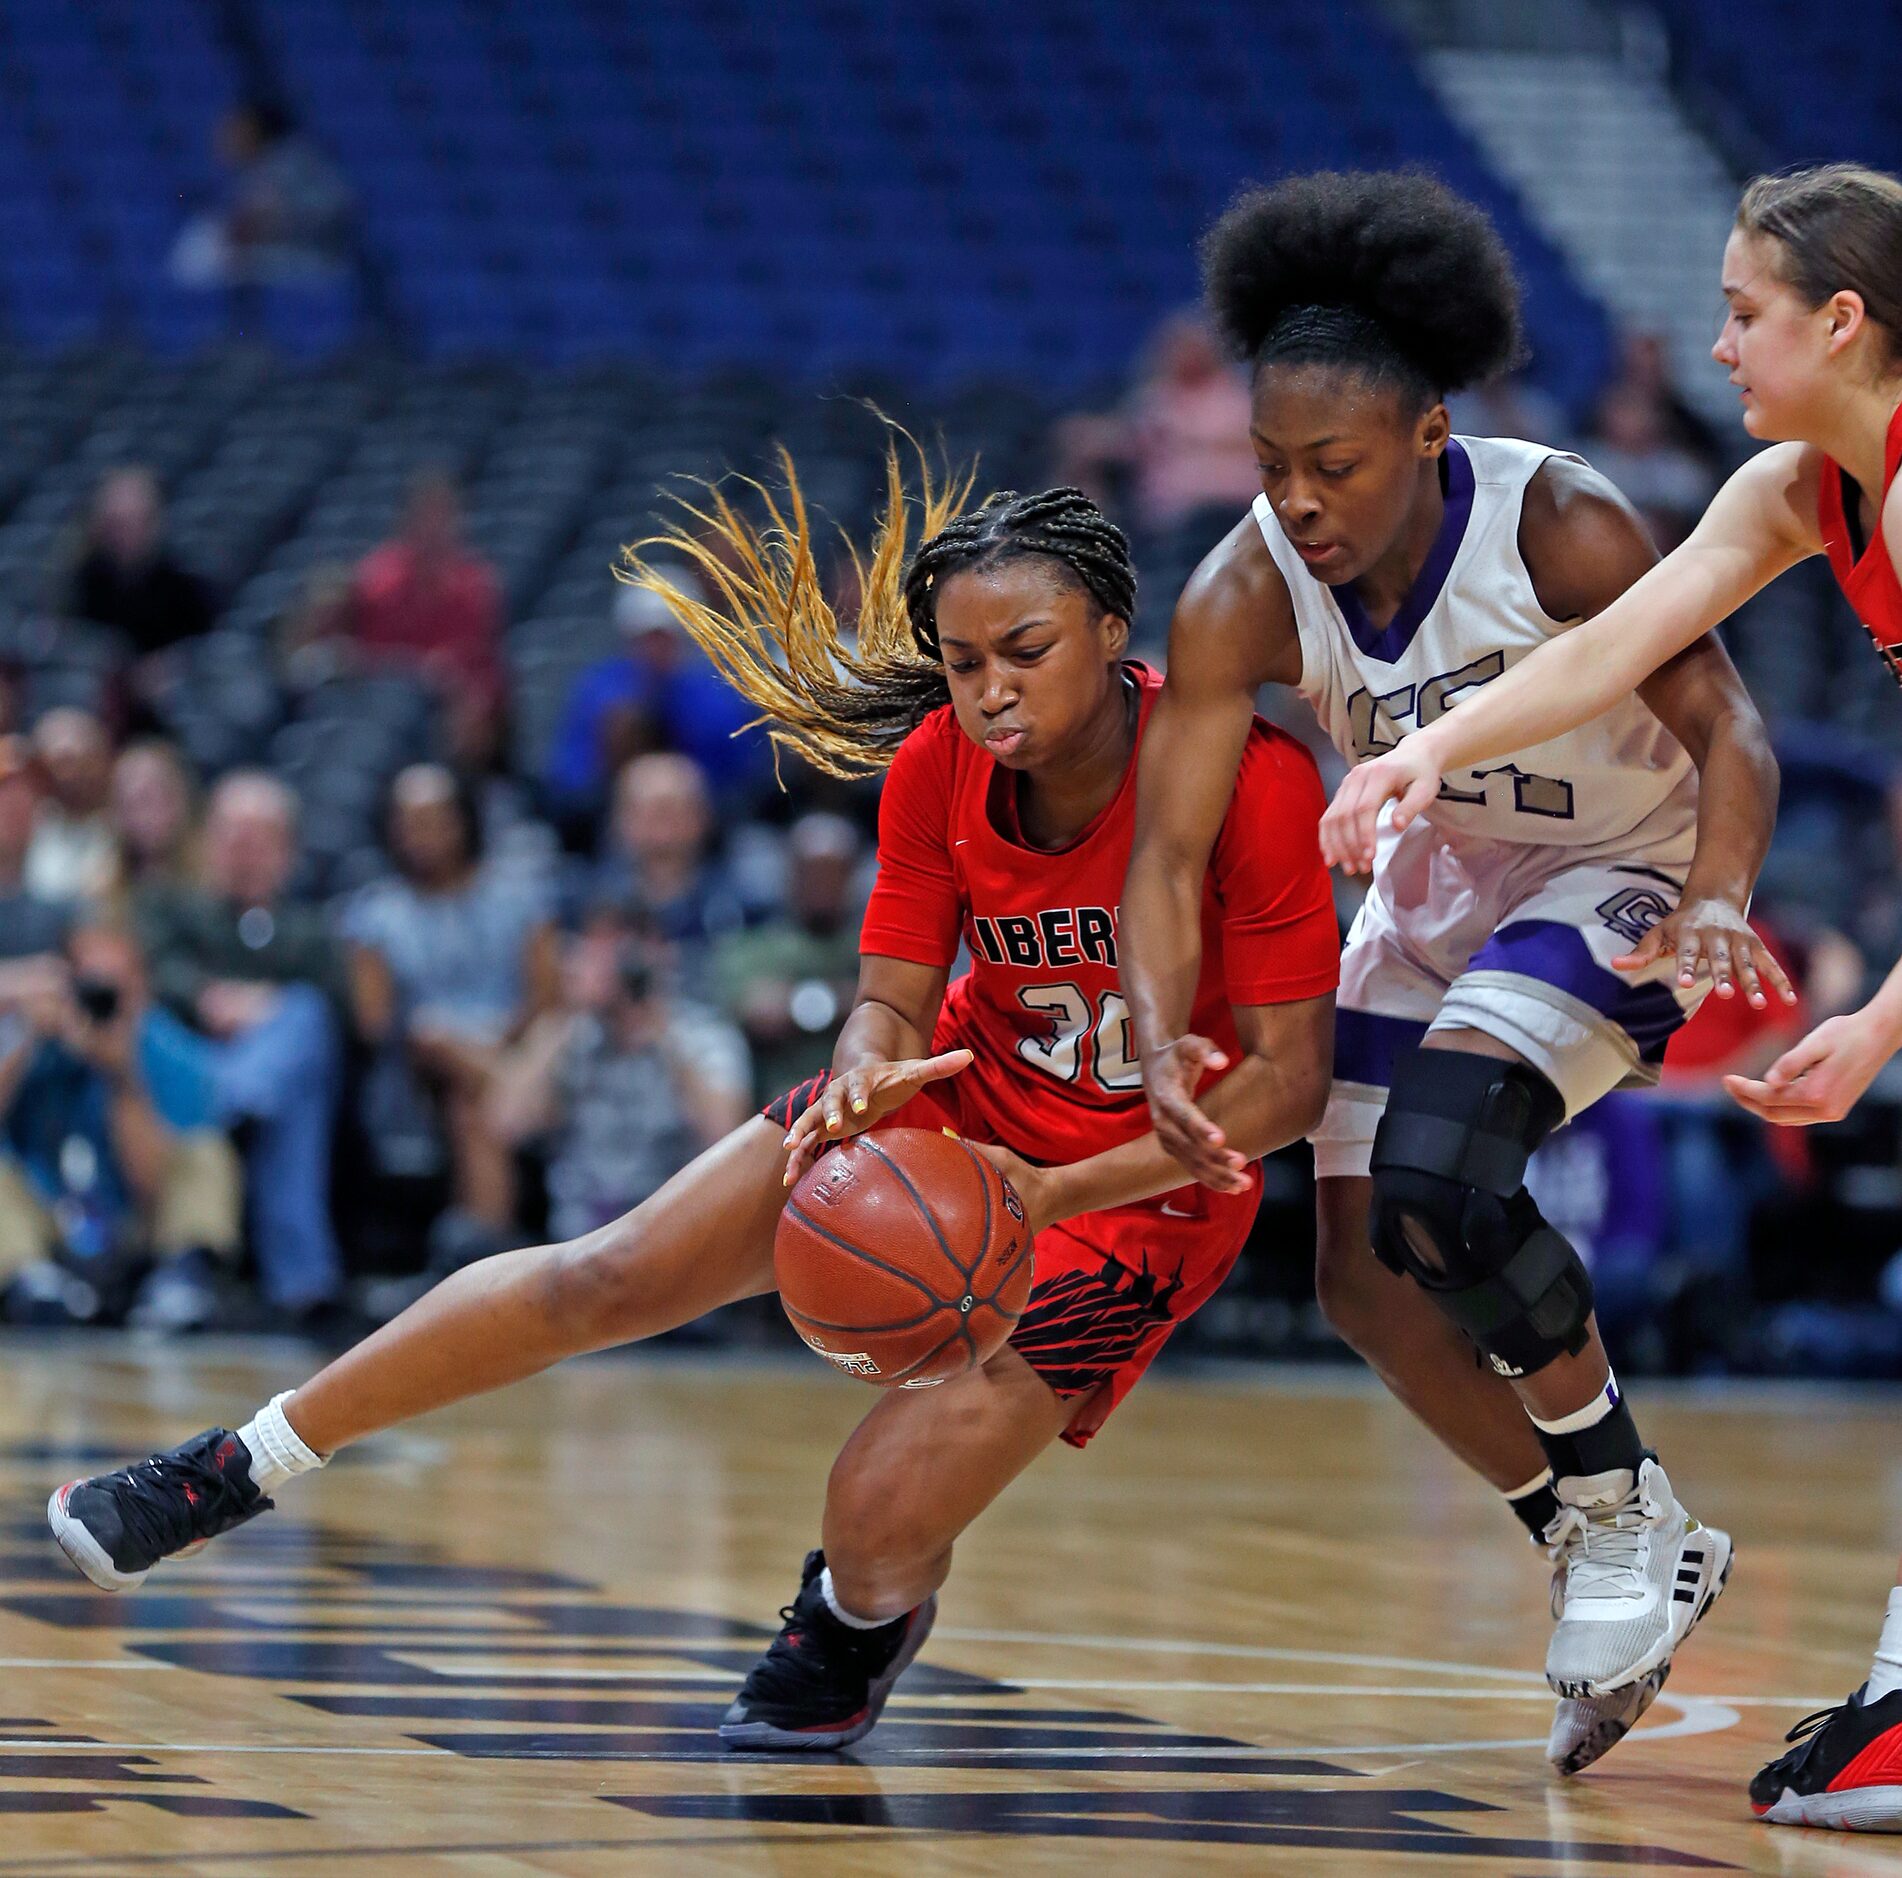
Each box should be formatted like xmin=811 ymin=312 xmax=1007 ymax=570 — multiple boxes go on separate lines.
xmin=1751 ymin=1683 xmax=1902 ymax=1831
xmin=720 ymin=1549 xmax=936 ymax=1751
xmin=48 ymin=1428 xmax=273 ymax=1592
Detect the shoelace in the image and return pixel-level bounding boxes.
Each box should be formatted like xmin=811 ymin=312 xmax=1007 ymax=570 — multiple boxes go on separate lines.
xmin=109 ymin=1447 xmax=249 ymax=1561
xmin=1546 ymin=1485 xmax=1656 ymax=1602
xmin=1777 ymin=1702 xmax=1849 ymax=1763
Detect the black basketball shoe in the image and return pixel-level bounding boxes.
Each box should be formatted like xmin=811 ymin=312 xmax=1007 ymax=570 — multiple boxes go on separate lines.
xmin=48 ymin=1428 xmax=273 ymax=1592
xmin=720 ymin=1549 xmax=936 ymax=1751
xmin=1751 ymin=1683 xmax=1902 ymax=1831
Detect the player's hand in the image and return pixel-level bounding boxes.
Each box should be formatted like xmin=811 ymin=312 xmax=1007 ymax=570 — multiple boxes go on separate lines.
xmin=1320 ymin=745 xmax=1443 ymax=874
xmin=1723 ymin=1010 xmax=1897 ymax=1127
xmin=1611 ymin=898 xmax=1796 ymax=1009
xmin=782 ymin=1049 xmax=974 ymax=1186
xmin=1141 ymin=1034 xmax=1250 ymax=1194
xmin=966 ymin=1142 xmax=1056 ymax=1236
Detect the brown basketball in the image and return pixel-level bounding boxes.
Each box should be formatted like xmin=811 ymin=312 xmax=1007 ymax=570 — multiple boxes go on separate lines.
xmin=776 ymin=1126 xmax=1035 ymax=1389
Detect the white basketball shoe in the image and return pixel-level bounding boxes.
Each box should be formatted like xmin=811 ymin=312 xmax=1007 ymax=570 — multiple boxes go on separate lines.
xmin=1543 ymin=1457 xmax=1731 ymax=1701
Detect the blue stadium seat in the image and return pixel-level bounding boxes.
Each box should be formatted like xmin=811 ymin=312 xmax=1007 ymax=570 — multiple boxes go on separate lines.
xmin=0 ymin=0 xmax=1615 ymax=402
xmin=1651 ymin=0 xmax=1899 ymax=173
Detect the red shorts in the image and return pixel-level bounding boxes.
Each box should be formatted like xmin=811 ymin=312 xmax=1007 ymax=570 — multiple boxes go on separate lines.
xmin=765 ymin=1071 xmax=1261 ymax=1447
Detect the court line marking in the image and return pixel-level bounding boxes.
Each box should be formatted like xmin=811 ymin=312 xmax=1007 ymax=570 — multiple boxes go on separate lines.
xmin=998 ymin=1680 xmax=1824 ymax=1705
xmin=0 ymin=1740 xmax=451 ymax=1757
xmin=0 ymin=1828 xmax=900 ymax=1875
xmin=0 ymin=1693 xmax=1755 ymax=1759
xmin=0 ymin=1659 xmax=172 ymax=1670
xmin=930 ymin=1629 xmax=1551 ymax=1681
xmin=301 ymin=1663 xmax=1850 ymax=1708
xmin=392 ymin=1661 xmax=752 ymax=1679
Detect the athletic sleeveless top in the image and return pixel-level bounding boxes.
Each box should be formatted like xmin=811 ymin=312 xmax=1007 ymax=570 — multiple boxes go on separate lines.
xmin=1254 ymin=433 xmax=1696 ymax=853
xmin=1818 ymin=398 xmax=1902 ymax=682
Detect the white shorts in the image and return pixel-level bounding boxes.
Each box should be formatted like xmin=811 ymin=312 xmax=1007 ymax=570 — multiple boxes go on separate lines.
xmin=1310 ymin=816 xmax=1708 ymax=1181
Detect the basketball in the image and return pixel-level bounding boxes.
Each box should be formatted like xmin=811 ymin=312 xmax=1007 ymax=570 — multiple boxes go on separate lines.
xmin=776 ymin=1127 xmax=1035 ymax=1389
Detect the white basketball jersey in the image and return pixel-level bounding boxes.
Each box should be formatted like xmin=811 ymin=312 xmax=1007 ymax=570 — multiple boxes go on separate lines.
xmin=1253 ymin=434 xmax=1697 ymax=855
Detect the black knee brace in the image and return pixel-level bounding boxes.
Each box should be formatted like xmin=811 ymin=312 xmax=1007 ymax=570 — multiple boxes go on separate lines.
xmin=1368 ymin=1047 xmax=1593 ymax=1379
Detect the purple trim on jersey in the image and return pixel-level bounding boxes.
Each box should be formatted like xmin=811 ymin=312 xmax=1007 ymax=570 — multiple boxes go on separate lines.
xmin=1466 ymin=918 xmax=1686 ymax=1065
xmin=1332 ymin=440 xmax=1476 ymax=664
xmin=1334 ymin=1007 xmax=1430 ymax=1089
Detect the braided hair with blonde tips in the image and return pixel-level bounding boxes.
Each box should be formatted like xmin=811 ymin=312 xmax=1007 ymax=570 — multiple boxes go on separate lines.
xmin=617 ymin=438 xmax=1137 ymax=781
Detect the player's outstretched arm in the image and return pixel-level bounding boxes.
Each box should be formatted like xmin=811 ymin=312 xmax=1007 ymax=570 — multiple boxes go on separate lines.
xmin=781 ymin=953 xmax=963 ymax=1184
xmin=1124 ymin=523 xmax=1301 ymax=1188
xmin=1320 ymin=444 xmax=1823 ymax=873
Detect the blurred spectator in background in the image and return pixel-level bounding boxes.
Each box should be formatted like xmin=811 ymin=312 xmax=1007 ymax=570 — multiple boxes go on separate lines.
xmin=1054 ymin=312 xmax=1261 ymax=532
xmin=491 ymin=928 xmax=749 ymax=1242
xmin=1446 ymin=372 xmax=1571 ymax=449
xmin=277 ymin=564 xmax=355 ymax=695
xmin=580 ymin=752 xmax=749 ymax=960
xmin=1634 ymin=913 xmax=1859 ymax=1359
xmin=65 ymin=467 xmax=216 ymax=670
xmin=0 ymin=737 xmax=75 ymax=964
xmin=350 ymin=473 xmax=505 ymax=767
xmin=27 ymin=709 xmax=116 ymax=906
xmin=541 ymin=579 xmax=766 ymax=835
xmin=1615 ymin=332 xmax=1726 ymax=471
xmin=1526 ymin=1095 xmax=1676 ymax=1366
xmin=107 ymin=740 xmax=201 ymax=907
xmin=0 ymin=926 xmax=242 ymax=1331
xmin=135 ymin=772 xmax=347 ymax=1318
xmin=344 ymin=764 xmax=558 ymax=1252
xmin=1583 ymin=380 xmax=1720 ymax=552
xmin=713 ymin=812 xmax=864 ymax=1100
xmin=170 ymin=99 xmax=355 ymax=289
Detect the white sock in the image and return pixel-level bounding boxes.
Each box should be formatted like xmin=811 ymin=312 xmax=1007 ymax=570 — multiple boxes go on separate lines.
xmin=819 ymin=1565 xmax=889 ymax=1630
xmin=1528 ymin=1371 xmax=1621 ymax=1438
xmin=1869 ymin=1587 xmax=1902 ymax=1701
xmin=236 ymin=1392 xmax=327 ymax=1495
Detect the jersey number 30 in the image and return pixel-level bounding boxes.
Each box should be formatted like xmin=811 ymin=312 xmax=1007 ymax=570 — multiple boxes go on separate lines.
xmin=1016 ymin=985 xmax=1142 ymax=1091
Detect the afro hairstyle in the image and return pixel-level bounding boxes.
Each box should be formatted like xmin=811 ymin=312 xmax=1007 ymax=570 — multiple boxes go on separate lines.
xmin=1201 ymin=169 xmax=1526 ymax=403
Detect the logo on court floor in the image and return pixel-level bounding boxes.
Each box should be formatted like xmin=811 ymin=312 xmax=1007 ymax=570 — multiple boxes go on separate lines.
xmin=0 ymin=1497 xmax=1727 ymax=1865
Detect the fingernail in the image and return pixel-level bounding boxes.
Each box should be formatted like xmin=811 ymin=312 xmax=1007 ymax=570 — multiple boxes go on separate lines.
xmin=852 ymin=1099 xmax=867 ymax=1113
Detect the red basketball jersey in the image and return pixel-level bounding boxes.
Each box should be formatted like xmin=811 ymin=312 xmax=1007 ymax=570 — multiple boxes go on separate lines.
xmin=858 ymin=661 xmax=1340 ymax=1166
xmin=1818 ymin=399 xmax=1902 ymax=678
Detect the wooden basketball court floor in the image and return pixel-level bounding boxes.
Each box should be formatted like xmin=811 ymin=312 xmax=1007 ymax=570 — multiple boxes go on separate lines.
xmin=3 ymin=1339 xmax=1902 ymax=1875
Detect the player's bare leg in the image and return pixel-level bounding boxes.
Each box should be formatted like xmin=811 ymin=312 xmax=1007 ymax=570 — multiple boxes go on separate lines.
xmin=48 ymin=1119 xmax=793 ymax=1590
xmin=824 ymin=1342 xmax=1073 ymax=1618
xmin=285 ymin=1117 xmax=790 ymax=1453
xmin=723 ymin=1343 xmax=1072 ymax=1750
xmin=1317 ymin=1167 xmax=1671 ymax=1771
xmin=1315 ymin=1175 xmax=1544 ymax=1490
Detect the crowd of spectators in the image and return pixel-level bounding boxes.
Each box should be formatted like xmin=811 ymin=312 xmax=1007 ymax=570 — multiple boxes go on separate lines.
xmin=0 ymin=449 xmax=847 ymax=1338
